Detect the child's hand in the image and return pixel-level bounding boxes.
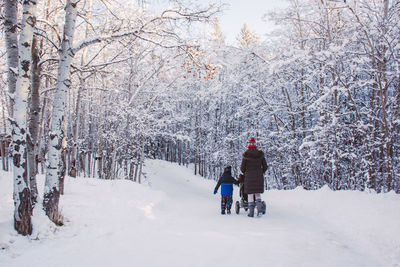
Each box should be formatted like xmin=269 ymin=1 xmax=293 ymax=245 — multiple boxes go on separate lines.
xmin=213 ymin=189 xmax=217 ymax=194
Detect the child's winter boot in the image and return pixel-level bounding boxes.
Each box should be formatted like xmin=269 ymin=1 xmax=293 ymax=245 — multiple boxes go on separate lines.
xmin=248 ymin=202 xmax=255 ymax=217
xmin=256 ymin=199 xmax=263 ymax=216
xmin=221 ymin=209 xmax=226 ymax=215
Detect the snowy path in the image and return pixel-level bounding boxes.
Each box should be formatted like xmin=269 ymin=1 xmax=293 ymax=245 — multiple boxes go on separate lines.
xmin=145 ymin=160 xmax=391 ymax=267
xmin=1 ymin=159 xmax=399 ymax=267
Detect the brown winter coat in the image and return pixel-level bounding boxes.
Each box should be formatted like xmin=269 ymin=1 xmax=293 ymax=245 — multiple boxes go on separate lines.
xmin=240 ymin=149 xmax=268 ymax=194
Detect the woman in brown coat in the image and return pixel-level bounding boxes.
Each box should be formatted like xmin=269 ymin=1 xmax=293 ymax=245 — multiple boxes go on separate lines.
xmin=240 ymin=137 xmax=268 ymax=217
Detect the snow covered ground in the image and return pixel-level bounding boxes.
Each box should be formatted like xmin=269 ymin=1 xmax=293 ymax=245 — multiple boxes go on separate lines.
xmin=1 ymin=159 xmax=399 ymax=267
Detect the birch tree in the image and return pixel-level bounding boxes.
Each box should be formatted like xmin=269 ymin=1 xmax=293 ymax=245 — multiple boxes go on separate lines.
xmin=43 ymin=0 xmax=78 ymax=223
xmin=4 ymin=0 xmax=18 ymax=119
xmin=8 ymin=0 xmax=38 ymax=235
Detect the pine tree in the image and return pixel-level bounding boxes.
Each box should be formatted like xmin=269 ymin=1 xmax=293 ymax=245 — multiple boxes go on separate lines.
xmin=210 ymin=18 xmax=225 ymax=45
xmin=237 ymin=23 xmax=260 ymax=47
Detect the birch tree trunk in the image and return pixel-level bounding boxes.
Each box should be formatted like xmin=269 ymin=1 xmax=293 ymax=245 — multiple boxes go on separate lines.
xmin=4 ymin=0 xmax=18 ymax=119
xmin=9 ymin=0 xmax=37 ymax=236
xmin=27 ymin=35 xmax=40 ymax=205
xmin=44 ymin=0 xmax=78 ymax=223
xmin=1 ymin=92 xmax=9 ymax=171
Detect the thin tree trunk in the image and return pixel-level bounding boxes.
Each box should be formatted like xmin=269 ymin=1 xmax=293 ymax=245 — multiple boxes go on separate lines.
xmin=138 ymin=137 xmax=145 ymax=183
xmin=134 ymin=163 xmax=139 ymax=182
xmin=69 ymin=79 xmax=83 ymax=177
xmin=70 ymin=0 xmax=92 ymax=176
xmin=27 ymin=35 xmax=41 ymax=205
xmin=129 ymin=161 xmax=134 ymax=180
xmin=87 ymin=151 xmax=92 ymax=178
xmin=1 ymin=92 xmax=8 ymax=171
xmin=92 ymin=153 xmax=96 ymax=178
xmin=97 ymin=153 xmax=103 ymax=179
xmin=44 ymin=0 xmax=78 ymax=223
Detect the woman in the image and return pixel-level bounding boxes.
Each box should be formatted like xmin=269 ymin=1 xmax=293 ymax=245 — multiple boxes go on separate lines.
xmin=240 ymin=137 xmax=268 ymax=217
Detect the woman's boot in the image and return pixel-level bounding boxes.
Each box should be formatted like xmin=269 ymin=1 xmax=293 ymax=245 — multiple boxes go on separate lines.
xmin=256 ymin=199 xmax=262 ymax=216
xmin=248 ymin=202 xmax=255 ymax=217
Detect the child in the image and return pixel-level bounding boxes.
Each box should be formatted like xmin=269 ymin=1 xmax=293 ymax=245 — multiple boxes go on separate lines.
xmin=213 ymin=166 xmax=239 ymax=214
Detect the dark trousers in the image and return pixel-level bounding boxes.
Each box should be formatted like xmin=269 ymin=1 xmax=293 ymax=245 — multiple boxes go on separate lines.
xmin=221 ymin=196 xmax=233 ymax=211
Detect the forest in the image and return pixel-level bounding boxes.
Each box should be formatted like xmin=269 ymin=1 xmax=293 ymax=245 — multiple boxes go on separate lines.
xmin=1 ymin=0 xmax=399 ymax=235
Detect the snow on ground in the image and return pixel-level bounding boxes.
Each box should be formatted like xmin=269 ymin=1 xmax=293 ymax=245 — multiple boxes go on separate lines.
xmin=1 ymin=159 xmax=399 ymax=267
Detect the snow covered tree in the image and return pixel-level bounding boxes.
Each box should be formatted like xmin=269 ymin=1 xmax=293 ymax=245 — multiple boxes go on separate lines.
xmin=43 ymin=0 xmax=78 ymax=224
xmin=237 ymin=23 xmax=260 ymax=47
xmin=39 ymin=0 xmax=220 ymax=219
xmin=6 ymin=0 xmax=38 ymax=235
xmin=210 ymin=18 xmax=225 ymax=45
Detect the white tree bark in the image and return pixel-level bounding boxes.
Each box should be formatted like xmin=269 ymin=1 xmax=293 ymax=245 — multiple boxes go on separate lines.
xmin=10 ymin=0 xmax=37 ymax=236
xmin=70 ymin=0 xmax=93 ymax=177
xmin=3 ymin=1 xmax=19 ymax=173
xmin=43 ymin=0 xmax=78 ymax=222
xmin=4 ymin=0 xmax=18 ymax=118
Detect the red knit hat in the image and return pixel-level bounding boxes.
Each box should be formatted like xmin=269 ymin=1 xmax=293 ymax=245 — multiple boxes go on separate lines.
xmin=248 ymin=137 xmax=257 ymax=149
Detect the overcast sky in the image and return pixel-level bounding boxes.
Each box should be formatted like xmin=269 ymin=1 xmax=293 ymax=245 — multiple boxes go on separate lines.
xmin=216 ymin=0 xmax=289 ymax=44
xmin=147 ymin=0 xmax=289 ymax=45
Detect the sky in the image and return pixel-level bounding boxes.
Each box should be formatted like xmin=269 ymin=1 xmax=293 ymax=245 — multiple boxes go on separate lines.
xmin=147 ymin=0 xmax=290 ymax=45
xmin=216 ymin=0 xmax=289 ymax=44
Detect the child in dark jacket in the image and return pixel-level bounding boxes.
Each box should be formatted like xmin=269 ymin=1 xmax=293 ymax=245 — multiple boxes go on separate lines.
xmin=213 ymin=166 xmax=239 ymax=214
